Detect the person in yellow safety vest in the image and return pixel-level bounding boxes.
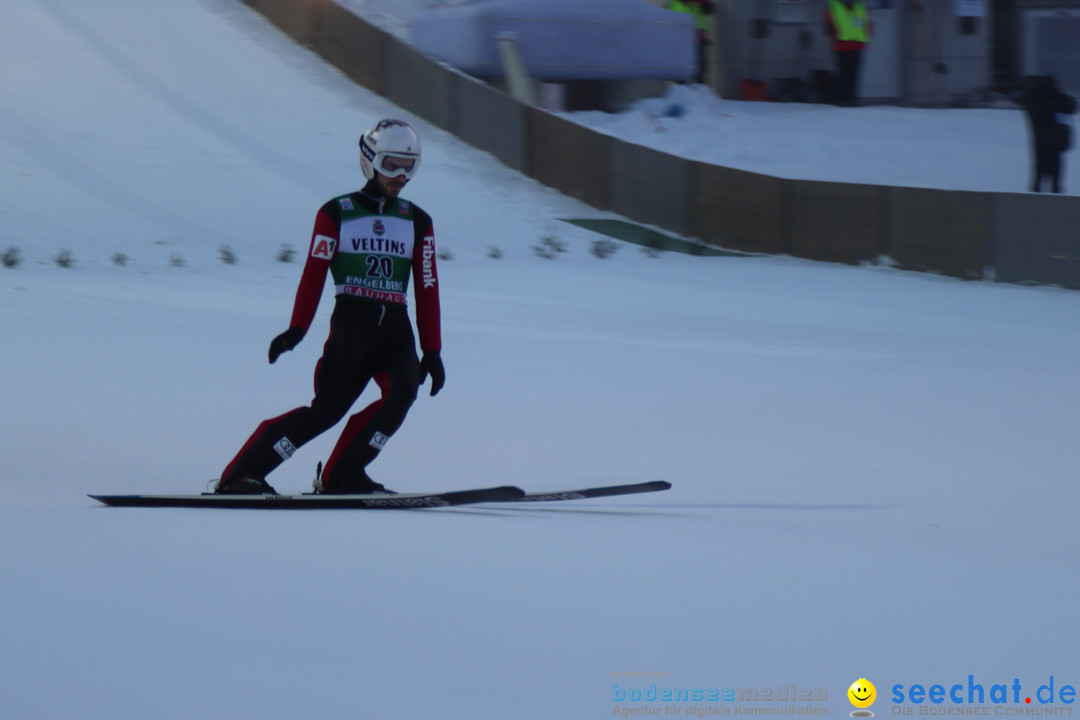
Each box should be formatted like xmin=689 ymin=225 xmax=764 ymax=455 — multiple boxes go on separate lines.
xmin=667 ymin=0 xmax=713 ymax=85
xmin=824 ymin=0 xmax=872 ymax=105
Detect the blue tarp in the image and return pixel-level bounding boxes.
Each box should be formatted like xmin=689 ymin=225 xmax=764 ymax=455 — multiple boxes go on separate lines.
xmin=409 ymin=0 xmax=696 ymax=81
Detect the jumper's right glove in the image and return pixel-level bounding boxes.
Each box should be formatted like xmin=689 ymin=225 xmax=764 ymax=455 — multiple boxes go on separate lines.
xmin=420 ymin=350 xmax=445 ymax=396
xmin=268 ymin=327 xmax=305 ymax=364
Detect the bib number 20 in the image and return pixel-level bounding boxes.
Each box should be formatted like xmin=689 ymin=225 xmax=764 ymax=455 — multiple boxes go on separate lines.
xmin=366 ymin=256 xmax=394 ymax=278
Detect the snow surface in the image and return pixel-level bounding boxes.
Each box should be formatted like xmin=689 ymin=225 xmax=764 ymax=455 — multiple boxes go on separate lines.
xmin=2 ymin=1 xmax=1079 ymax=719
xmin=569 ymin=83 xmax=1074 ymax=193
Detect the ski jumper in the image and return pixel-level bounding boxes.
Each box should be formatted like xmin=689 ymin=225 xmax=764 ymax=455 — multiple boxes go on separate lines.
xmin=221 ymin=179 xmax=441 ymax=489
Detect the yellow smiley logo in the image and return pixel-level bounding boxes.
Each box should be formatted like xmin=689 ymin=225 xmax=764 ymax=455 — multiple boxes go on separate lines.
xmin=848 ymin=678 xmax=877 ymax=709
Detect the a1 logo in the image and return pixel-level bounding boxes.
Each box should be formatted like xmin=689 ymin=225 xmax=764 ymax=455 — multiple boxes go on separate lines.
xmin=311 ymin=234 xmax=337 ymax=260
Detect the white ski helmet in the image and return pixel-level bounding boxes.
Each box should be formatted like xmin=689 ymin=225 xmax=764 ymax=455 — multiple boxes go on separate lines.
xmin=359 ymin=119 xmax=422 ymax=181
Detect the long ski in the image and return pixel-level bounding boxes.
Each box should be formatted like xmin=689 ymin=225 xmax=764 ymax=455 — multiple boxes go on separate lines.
xmin=89 ymin=481 xmax=671 ymax=509
xmin=508 ymin=480 xmax=671 ymax=503
xmin=89 ymin=485 xmax=524 ymax=509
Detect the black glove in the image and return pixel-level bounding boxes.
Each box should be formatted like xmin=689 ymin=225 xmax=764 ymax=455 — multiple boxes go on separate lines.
xmin=419 ymin=350 xmax=445 ymax=396
xmin=268 ymin=327 xmax=304 ymax=364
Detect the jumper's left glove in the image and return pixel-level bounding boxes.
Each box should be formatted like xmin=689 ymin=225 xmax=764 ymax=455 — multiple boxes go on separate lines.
xmin=268 ymin=327 xmax=305 ymax=364
xmin=420 ymin=350 xmax=445 ymax=396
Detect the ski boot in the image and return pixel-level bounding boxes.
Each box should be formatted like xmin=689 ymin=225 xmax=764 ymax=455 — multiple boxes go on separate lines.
xmin=215 ymin=476 xmax=278 ymax=495
xmin=313 ymin=462 xmax=395 ymax=495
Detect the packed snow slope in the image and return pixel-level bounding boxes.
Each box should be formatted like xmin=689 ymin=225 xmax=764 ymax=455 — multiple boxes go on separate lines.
xmin=1 ymin=1 xmax=1078 ymax=719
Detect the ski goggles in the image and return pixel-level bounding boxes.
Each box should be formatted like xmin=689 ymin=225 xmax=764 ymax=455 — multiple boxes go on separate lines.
xmin=375 ymin=153 xmax=419 ymax=179
xmin=360 ymin=140 xmax=420 ymax=179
